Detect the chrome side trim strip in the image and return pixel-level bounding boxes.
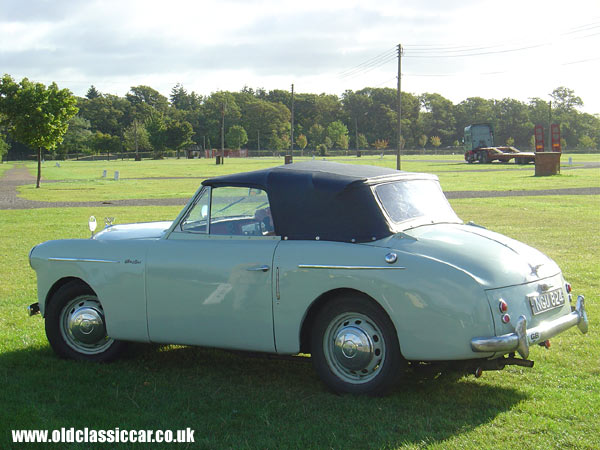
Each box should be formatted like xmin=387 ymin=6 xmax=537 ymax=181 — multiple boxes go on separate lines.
xmin=48 ymin=257 xmax=120 ymax=264
xmin=246 ymin=265 xmax=270 ymax=272
xmin=298 ymin=264 xmax=406 ymax=270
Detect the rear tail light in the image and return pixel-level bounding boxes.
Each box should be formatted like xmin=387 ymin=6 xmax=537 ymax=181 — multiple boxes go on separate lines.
xmin=565 ymin=283 xmax=572 ymax=294
xmin=498 ymin=299 xmax=508 ymax=313
xmin=501 ymin=314 xmax=511 ymax=324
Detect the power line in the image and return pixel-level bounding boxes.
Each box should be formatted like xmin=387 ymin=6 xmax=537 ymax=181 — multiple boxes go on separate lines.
xmin=402 ymin=21 xmax=600 ymax=58
xmin=561 ymin=56 xmax=600 ymax=65
xmin=337 ymin=47 xmax=396 ymax=77
xmin=405 ymin=43 xmax=549 ymax=58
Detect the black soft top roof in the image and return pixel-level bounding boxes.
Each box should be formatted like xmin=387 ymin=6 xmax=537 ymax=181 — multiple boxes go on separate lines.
xmin=202 ymin=161 xmax=432 ymax=242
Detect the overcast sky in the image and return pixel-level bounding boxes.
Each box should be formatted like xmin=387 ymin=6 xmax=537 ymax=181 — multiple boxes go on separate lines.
xmin=1 ymin=0 xmax=599 ymax=113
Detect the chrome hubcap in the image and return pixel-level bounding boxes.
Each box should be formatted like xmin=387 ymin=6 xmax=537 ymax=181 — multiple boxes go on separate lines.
xmin=68 ymin=306 xmax=106 ymax=344
xmin=324 ymin=312 xmax=386 ymax=384
xmin=334 ymin=326 xmax=373 ymax=371
xmin=60 ymin=296 xmax=114 ymax=355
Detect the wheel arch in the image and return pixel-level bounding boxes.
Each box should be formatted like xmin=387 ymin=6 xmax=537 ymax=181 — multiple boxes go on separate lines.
xmin=44 ymin=277 xmax=93 ymax=314
xmin=299 ymin=288 xmax=399 ymax=355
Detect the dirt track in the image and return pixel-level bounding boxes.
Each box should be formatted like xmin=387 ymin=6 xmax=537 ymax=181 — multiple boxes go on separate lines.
xmin=1 ymin=165 xmax=598 ymax=210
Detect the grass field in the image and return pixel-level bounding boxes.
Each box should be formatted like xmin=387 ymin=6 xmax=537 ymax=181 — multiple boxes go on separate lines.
xmin=1 ymin=156 xmax=599 ymax=449
xmin=13 ymin=154 xmax=600 ymax=203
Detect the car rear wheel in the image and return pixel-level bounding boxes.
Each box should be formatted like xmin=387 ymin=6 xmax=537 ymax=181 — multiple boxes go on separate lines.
xmin=310 ymin=295 xmax=405 ymax=395
xmin=45 ymin=281 xmax=127 ymax=361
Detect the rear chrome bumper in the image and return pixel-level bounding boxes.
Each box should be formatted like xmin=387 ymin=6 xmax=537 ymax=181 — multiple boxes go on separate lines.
xmin=471 ymin=295 xmax=589 ymax=359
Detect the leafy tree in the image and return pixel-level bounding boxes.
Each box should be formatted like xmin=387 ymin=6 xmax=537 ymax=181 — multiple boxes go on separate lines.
xmin=349 ymin=88 xmax=397 ymax=148
xmin=145 ymin=113 xmax=168 ymax=156
xmin=57 ymin=115 xmax=93 ymax=156
xmin=493 ymin=98 xmax=532 ymax=148
xmin=307 ymin=123 xmax=325 ymax=148
xmin=418 ymin=134 xmax=428 ymax=149
xmin=77 ymin=95 xmax=127 ymax=135
xmin=90 ymin=131 xmax=121 ymax=156
xmin=323 ymin=136 xmax=333 ymax=150
xmin=577 ymin=135 xmax=596 ymax=149
xmin=265 ymin=89 xmax=291 ymax=106
xmin=373 ymin=139 xmax=388 ymax=150
xmin=238 ymin=98 xmax=289 ymax=150
xmin=454 ymin=97 xmax=494 ymax=131
xmin=123 ymin=120 xmax=151 ymax=153
xmin=326 ymin=120 xmax=349 ymax=149
xmin=550 ymin=87 xmax=583 ymax=113
xmin=226 ymin=125 xmax=248 ymax=150
xmin=357 ymin=133 xmax=368 ymax=149
xmin=166 ymin=119 xmax=194 ymax=157
xmin=86 ymin=85 xmax=101 ymax=99
xmin=170 ymin=83 xmax=202 ymax=111
xmin=341 ymin=90 xmax=372 ymax=147
xmin=420 ymin=93 xmax=456 ymax=145
xmin=127 ymin=85 xmax=169 ymax=113
xmin=170 ymin=83 xmax=188 ymax=109
xmin=430 ymin=136 xmax=442 ymax=148
xmin=269 ymin=130 xmax=289 ymax=151
xmin=0 ymin=75 xmax=78 ymax=187
xmin=0 ymin=133 xmax=9 ymax=162
xmin=296 ymin=133 xmax=307 ymax=152
xmin=202 ymin=91 xmax=241 ymax=150
xmin=528 ymin=97 xmax=550 ymax=127
xmin=506 ymin=137 xmax=515 ymax=146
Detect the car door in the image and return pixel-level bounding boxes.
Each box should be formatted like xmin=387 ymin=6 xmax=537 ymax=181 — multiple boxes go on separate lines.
xmin=146 ymin=186 xmax=280 ymax=352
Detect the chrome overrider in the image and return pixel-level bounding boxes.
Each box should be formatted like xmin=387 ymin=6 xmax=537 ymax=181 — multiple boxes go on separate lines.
xmin=471 ymin=295 xmax=589 ymax=359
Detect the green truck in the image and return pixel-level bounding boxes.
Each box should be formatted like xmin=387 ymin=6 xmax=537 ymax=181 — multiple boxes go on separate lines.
xmin=464 ymin=123 xmax=534 ymax=164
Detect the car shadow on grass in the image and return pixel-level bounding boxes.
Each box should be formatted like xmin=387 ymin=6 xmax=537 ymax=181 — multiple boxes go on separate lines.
xmin=0 ymin=344 xmax=527 ymax=449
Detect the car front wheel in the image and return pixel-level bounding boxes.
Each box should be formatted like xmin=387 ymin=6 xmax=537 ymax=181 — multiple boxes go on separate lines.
xmin=311 ymin=295 xmax=405 ymax=395
xmin=45 ymin=281 xmax=127 ymax=361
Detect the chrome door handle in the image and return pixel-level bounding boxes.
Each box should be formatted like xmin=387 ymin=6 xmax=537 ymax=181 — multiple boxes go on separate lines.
xmin=247 ymin=265 xmax=270 ymax=272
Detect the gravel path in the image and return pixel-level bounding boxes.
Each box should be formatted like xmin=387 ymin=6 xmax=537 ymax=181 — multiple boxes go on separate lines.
xmin=1 ymin=164 xmax=598 ymax=210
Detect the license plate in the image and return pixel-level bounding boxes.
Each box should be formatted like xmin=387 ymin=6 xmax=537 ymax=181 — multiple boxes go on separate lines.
xmin=528 ymin=288 xmax=565 ymax=315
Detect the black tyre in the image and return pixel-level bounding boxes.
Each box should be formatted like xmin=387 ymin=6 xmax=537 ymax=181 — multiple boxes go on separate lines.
xmin=480 ymin=152 xmax=489 ymax=164
xmin=45 ymin=281 xmax=127 ymax=362
xmin=310 ymin=294 xmax=405 ymax=396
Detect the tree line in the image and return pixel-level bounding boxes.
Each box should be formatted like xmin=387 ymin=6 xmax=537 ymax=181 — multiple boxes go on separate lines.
xmin=2 ymin=75 xmax=599 ymax=165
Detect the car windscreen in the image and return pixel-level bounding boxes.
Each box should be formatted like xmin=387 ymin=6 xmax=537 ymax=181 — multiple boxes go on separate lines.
xmin=373 ymin=180 xmax=461 ymax=227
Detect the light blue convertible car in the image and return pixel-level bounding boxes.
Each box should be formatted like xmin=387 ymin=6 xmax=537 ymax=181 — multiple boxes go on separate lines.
xmin=28 ymin=161 xmax=589 ymax=395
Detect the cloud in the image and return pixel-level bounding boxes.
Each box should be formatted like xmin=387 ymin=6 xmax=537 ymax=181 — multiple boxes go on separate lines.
xmin=0 ymin=0 xmax=598 ymax=112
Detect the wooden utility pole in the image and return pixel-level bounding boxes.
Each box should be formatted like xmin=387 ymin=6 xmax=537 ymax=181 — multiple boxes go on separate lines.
xmin=548 ymin=101 xmax=552 ymax=152
xmin=355 ymin=117 xmax=359 ymax=152
xmin=221 ymin=101 xmax=226 ymax=155
xmin=133 ymin=119 xmax=139 ymax=160
xmin=290 ymin=83 xmax=295 ymax=156
xmin=396 ymin=43 xmax=403 ymax=170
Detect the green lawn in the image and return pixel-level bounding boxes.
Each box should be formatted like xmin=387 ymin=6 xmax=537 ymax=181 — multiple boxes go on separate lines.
xmin=0 ymin=190 xmax=598 ymax=447
xmin=14 ymin=155 xmax=600 ymax=203
xmin=0 ymin=162 xmax=14 ymax=177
